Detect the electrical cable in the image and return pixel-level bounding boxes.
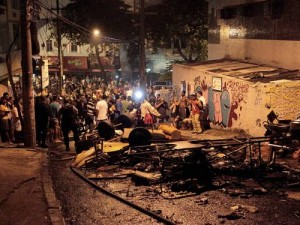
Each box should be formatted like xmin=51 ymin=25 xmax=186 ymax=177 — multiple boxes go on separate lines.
xmin=71 ymin=166 xmax=176 ymax=225
xmin=35 ymin=0 xmax=123 ymax=43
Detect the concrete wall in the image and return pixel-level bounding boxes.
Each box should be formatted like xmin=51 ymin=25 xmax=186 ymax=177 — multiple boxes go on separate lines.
xmin=208 ymin=0 xmax=300 ymax=70
xmin=172 ymin=64 xmax=300 ymax=136
xmin=209 ymin=31 xmax=300 ymax=70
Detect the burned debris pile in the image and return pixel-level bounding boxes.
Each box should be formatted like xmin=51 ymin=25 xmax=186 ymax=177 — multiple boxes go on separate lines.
xmin=69 ymin=120 xmax=299 ymax=201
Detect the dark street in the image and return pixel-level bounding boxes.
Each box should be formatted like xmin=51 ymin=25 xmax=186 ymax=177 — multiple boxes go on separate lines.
xmin=49 ymin=130 xmax=300 ymax=225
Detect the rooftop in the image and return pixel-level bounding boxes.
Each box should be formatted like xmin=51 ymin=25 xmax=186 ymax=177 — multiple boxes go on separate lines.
xmin=183 ymin=59 xmax=300 ymax=83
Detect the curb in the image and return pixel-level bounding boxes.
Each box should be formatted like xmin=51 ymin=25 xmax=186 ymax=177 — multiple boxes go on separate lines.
xmin=41 ymin=153 xmax=65 ymax=225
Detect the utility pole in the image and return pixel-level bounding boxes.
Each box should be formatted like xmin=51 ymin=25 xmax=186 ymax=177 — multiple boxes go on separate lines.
xmin=56 ymin=0 xmax=63 ymax=96
xmin=139 ymin=0 xmax=146 ymax=89
xmin=20 ymin=0 xmax=36 ymax=147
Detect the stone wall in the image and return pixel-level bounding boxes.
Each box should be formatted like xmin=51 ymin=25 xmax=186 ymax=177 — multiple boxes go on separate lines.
xmin=268 ymin=82 xmax=300 ymax=120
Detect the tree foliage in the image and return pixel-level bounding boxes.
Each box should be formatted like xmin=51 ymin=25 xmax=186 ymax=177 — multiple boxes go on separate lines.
xmin=145 ymin=0 xmax=208 ymax=63
xmin=61 ymin=0 xmax=134 ymax=44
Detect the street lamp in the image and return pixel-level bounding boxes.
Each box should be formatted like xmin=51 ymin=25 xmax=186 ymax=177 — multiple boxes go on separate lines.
xmin=92 ymin=29 xmax=107 ymax=84
xmin=93 ymin=29 xmax=100 ymax=37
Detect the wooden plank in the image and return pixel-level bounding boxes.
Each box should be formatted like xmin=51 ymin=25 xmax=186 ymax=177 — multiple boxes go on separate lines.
xmin=169 ymin=141 xmax=204 ymax=150
xmin=102 ymin=142 xmax=129 ymax=153
xmin=132 ymin=170 xmax=162 ymax=181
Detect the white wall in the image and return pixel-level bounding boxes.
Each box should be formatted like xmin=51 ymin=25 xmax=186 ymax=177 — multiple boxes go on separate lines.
xmin=172 ymin=63 xmax=300 ymax=136
xmin=209 ymin=30 xmax=300 ymax=70
xmin=208 ymin=0 xmax=300 ymax=70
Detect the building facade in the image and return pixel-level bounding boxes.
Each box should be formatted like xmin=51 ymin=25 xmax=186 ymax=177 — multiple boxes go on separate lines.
xmin=0 ymin=0 xmax=21 ymax=83
xmin=172 ymin=0 xmax=300 ymax=136
xmin=208 ymin=0 xmax=300 ymax=70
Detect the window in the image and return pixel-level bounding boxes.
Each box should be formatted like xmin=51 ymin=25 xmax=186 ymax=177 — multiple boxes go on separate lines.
xmin=70 ymin=43 xmax=78 ymax=52
xmin=220 ymin=7 xmax=237 ymax=19
xmin=0 ymin=0 xmax=7 ymax=6
xmin=11 ymin=0 xmax=19 ymax=9
xmin=12 ymin=23 xmax=20 ymax=49
xmin=0 ymin=23 xmax=8 ymax=53
xmin=46 ymin=40 xmax=53 ymax=52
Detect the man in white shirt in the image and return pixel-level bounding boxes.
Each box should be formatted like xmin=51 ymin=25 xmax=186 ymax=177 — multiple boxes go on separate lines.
xmin=197 ymin=90 xmax=206 ymax=107
xmin=96 ymin=95 xmax=108 ymax=123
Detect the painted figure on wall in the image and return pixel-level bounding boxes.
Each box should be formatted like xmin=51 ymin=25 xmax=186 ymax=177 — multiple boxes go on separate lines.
xmin=193 ymin=77 xmax=249 ymax=128
xmin=221 ymin=90 xmax=230 ymax=127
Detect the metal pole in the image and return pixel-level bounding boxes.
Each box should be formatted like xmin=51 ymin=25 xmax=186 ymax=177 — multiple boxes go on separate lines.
xmin=139 ymin=0 xmax=146 ymax=89
xmin=20 ymin=0 xmax=36 ymax=147
xmin=56 ymin=0 xmax=63 ymax=96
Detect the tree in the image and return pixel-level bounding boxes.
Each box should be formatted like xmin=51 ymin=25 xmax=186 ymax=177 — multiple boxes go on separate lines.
xmin=61 ymin=0 xmax=133 ymax=43
xmin=127 ymin=41 xmax=140 ymax=81
xmin=60 ymin=0 xmax=134 ymax=82
xmin=145 ymin=0 xmax=208 ymax=63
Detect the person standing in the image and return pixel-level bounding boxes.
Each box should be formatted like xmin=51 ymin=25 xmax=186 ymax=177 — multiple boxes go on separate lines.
xmin=190 ymin=94 xmax=203 ymax=134
xmin=155 ymin=95 xmax=168 ymax=123
xmin=121 ymin=95 xmax=130 ymax=114
xmin=0 ymin=97 xmax=12 ymax=144
xmin=35 ymin=96 xmax=51 ymax=148
xmin=76 ymin=95 xmax=87 ymax=122
xmin=58 ymin=98 xmax=79 ymax=151
xmin=140 ymin=98 xmax=160 ymax=128
xmin=115 ymin=95 xmax=123 ymax=119
xmin=49 ymin=95 xmax=61 ymax=142
xmin=179 ymin=90 xmax=188 ymax=121
xmin=85 ymin=95 xmax=95 ymax=133
xmin=95 ymin=95 xmax=108 ymax=124
xmin=169 ymin=98 xmax=179 ymax=127
xmin=197 ymin=90 xmax=208 ymax=132
xmin=11 ymin=100 xmax=22 ymax=143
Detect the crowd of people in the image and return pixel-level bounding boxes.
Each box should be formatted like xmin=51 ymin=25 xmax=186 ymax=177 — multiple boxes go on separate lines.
xmin=0 ymin=75 xmax=209 ymax=150
xmin=0 ymin=92 xmax=22 ymax=145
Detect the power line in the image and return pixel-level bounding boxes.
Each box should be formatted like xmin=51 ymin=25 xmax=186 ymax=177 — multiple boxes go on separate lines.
xmin=35 ymin=0 xmax=123 ymax=43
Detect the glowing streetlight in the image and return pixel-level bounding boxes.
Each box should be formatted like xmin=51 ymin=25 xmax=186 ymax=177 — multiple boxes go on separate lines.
xmin=92 ymin=28 xmax=107 ymax=83
xmin=93 ymin=29 xmax=100 ymax=37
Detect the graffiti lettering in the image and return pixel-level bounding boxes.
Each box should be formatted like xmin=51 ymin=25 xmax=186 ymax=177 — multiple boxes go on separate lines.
xmin=254 ymin=87 xmax=262 ymax=106
xmin=225 ymin=81 xmax=249 ymax=103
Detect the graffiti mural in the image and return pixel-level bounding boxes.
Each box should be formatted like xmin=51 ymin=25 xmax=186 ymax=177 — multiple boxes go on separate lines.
xmin=194 ymin=77 xmax=249 ymax=127
xmin=221 ymin=90 xmax=230 ymax=127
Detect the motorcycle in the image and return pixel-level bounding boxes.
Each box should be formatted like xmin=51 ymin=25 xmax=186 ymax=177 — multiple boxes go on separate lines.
xmin=264 ymin=110 xmax=300 ymax=163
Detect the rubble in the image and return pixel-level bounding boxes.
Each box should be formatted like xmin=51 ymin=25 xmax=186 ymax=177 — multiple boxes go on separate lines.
xmin=195 ymin=197 xmax=208 ymax=205
xmin=230 ymin=204 xmax=259 ymax=213
xmin=218 ymin=212 xmax=244 ymax=220
xmin=69 ymin=124 xmax=300 ymax=208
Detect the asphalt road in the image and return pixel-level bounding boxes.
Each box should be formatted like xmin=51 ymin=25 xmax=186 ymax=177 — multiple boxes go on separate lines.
xmin=48 ymin=130 xmax=300 ymax=225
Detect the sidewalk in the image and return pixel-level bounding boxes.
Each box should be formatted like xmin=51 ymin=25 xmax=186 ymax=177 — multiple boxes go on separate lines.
xmin=0 ymin=147 xmax=64 ymax=225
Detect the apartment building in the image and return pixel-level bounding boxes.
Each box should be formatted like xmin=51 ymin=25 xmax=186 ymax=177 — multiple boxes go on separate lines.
xmin=208 ymin=0 xmax=300 ymax=70
xmin=0 ymin=0 xmax=21 ymax=83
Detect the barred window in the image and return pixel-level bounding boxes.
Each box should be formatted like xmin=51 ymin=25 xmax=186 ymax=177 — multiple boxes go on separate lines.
xmin=46 ymin=40 xmax=53 ymax=52
xmin=70 ymin=43 xmax=78 ymax=52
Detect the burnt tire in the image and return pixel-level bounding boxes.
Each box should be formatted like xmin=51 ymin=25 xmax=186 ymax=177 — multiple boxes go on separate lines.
xmin=128 ymin=127 xmax=151 ymax=147
xmin=97 ymin=121 xmax=115 ymax=141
